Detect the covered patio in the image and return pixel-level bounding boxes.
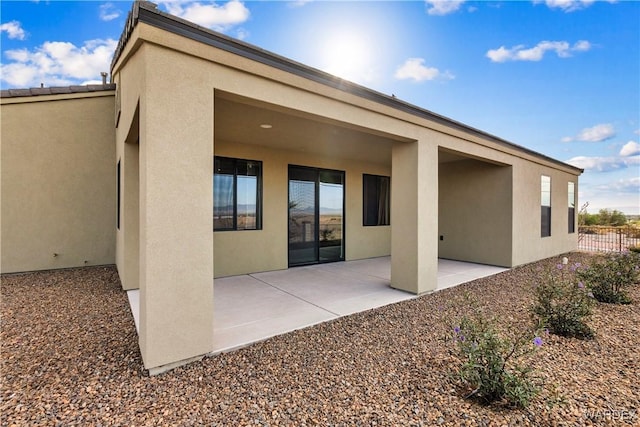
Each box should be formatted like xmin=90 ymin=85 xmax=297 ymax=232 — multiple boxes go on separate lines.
xmin=126 ymin=257 xmax=507 ymax=353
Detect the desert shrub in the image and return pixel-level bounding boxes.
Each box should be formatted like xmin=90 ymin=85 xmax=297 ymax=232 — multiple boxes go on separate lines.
xmin=577 ymin=252 xmax=640 ymax=304
xmin=451 ymin=306 xmax=542 ymax=408
xmin=532 ymin=261 xmax=595 ymax=339
xmin=579 ymin=212 xmax=598 ymax=226
xmin=597 ymin=208 xmax=627 ymax=226
xmin=580 ymin=209 xmax=627 ymax=226
xmin=629 ymin=245 xmax=640 ymax=254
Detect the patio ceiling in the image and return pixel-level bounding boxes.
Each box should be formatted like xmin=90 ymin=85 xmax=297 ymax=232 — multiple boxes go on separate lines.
xmin=439 ymin=146 xmax=511 ymax=166
xmin=214 ymin=92 xmax=401 ymax=165
xmin=214 ymin=92 xmax=508 ymax=168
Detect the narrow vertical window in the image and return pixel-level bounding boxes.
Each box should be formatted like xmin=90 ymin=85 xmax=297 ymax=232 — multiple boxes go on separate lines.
xmin=541 ymin=175 xmax=551 ymax=237
xmin=363 ymin=174 xmax=390 ymax=226
xmin=236 ymin=160 xmax=260 ymax=230
xmin=568 ymin=182 xmax=575 ymax=234
xmin=214 ymin=156 xmax=262 ymax=231
xmin=117 ymin=159 xmax=121 ymax=230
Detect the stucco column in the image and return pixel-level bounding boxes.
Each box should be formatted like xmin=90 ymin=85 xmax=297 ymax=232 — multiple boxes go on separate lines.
xmin=121 ymin=136 xmax=140 ymax=291
xmin=137 ymin=54 xmax=214 ymax=373
xmin=391 ymin=139 xmax=438 ymax=294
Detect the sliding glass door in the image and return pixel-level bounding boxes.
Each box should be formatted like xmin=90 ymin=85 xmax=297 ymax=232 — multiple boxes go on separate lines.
xmin=288 ymin=166 xmax=344 ymax=266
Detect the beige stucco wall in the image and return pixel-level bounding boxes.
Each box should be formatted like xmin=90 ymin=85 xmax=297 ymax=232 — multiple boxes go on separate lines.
xmin=113 ymin=42 xmax=215 ymax=372
xmin=1 ymin=93 xmax=116 ymax=273
xmin=114 ymin=37 xmax=145 ymax=292
xmin=213 ymin=140 xmax=391 ymax=278
xmin=390 ymin=138 xmax=439 ymax=294
xmin=512 ymin=162 xmax=579 ymax=266
xmin=434 ymin=132 xmax=579 ymax=268
xmin=439 ymin=158 xmax=513 ymax=267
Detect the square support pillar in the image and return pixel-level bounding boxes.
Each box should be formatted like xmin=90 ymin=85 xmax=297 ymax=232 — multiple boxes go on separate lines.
xmin=138 ymin=73 xmax=214 ymax=373
xmin=391 ymin=140 xmax=438 ymax=294
xmin=121 ymin=135 xmax=140 ymax=291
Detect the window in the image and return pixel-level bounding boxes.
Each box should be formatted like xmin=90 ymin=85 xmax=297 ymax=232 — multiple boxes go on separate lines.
xmin=568 ymin=182 xmax=575 ymax=234
xmin=363 ymin=174 xmax=390 ymax=226
xmin=214 ymin=157 xmax=262 ymax=231
xmin=117 ymin=160 xmax=121 ymax=230
xmin=541 ymin=175 xmax=551 ymax=237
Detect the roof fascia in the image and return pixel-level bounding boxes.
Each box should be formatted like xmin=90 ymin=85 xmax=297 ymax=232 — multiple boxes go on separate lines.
xmin=1 ymin=90 xmax=115 ymax=105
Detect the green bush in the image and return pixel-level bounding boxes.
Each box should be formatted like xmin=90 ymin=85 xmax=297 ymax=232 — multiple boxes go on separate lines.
xmin=629 ymin=245 xmax=640 ymax=254
xmin=452 ymin=309 xmax=542 ymax=408
xmin=597 ymin=208 xmax=628 ymax=226
xmin=532 ymin=262 xmax=595 ymax=339
xmin=579 ymin=208 xmax=627 ymax=226
xmin=577 ymin=252 xmax=640 ymax=304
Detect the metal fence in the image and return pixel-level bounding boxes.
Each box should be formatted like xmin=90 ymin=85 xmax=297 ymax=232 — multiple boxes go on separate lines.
xmin=578 ymin=226 xmax=640 ymax=252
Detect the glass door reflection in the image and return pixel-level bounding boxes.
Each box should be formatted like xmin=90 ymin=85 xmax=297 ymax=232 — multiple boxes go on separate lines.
xmin=288 ymin=166 xmax=344 ymax=267
xmin=319 ymin=170 xmax=344 ymax=262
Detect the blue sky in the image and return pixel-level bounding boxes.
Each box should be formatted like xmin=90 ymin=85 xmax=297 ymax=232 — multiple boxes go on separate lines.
xmin=2 ymin=0 xmax=638 ymax=214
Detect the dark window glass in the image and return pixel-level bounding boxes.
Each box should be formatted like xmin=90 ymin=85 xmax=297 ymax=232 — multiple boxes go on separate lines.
xmin=363 ymin=174 xmax=390 ymax=226
xmin=214 ymin=157 xmax=262 ymax=231
xmin=568 ymin=182 xmax=575 ymax=234
xmin=541 ymin=175 xmax=551 ymax=237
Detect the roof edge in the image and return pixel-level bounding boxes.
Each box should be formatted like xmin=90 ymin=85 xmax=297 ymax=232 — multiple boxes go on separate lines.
xmin=112 ymin=2 xmax=582 ymax=174
xmin=1 ymin=84 xmax=117 ymax=99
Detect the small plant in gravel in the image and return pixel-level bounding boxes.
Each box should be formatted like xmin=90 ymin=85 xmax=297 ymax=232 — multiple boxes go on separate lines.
xmin=451 ymin=302 xmax=543 ymax=408
xmin=577 ymin=252 xmax=640 ymax=304
xmin=532 ymin=260 xmax=595 ymax=339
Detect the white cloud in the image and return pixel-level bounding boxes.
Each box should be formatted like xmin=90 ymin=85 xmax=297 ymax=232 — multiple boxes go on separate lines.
xmin=288 ymin=0 xmax=312 ymax=7
xmin=487 ymin=40 xmax=590 ymax=62
xmin=566 ymin=155 xmax=639 ymax=172
xmin=394 ymin=58 xmax=454 ymax=82
xmin=595 ymin=177 xmax=640 ymax=193
xmin=563 ymin=123 xmax=616 ymax=142
xmin=1 ymin=38 xmax=117 ymax=88
xmin=99 ymin=3 xmax=121 ymax=22
xmin=235 ymin=28 xmax=249 ymax=40
xmin=572 ymin=40 xmax=591 ymax=52
xmin=620 ymin=141 xmax=640 ymax=157
xmin=425 ymin=0 xmax=465 ymax=16
xmin=534 ymin=0 xmax=617 ymax=13
xmin=576 ymin=123 xmax=616 ymax=142
xmin=161 ymin=1 xmax=250 ymax=32
xmin=0 ymin=21 xmax=26 ymax=40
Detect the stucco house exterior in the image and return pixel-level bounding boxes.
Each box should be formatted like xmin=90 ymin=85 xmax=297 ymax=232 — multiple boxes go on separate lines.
xmin=1 ymin=1 xmax=582 ymax=373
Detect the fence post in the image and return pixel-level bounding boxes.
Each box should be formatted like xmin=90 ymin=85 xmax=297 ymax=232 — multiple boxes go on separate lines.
xmin=618 ymin=227 xmax=622 ymax=252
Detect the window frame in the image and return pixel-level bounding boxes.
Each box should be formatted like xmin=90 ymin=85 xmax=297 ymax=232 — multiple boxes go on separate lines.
xmin=362 ymin=173 xmax=391 ymax=227
xmin=541 ymin=175 xmax=551 ymax=238
xmin=568 ymin=182 xmax=576 ymax=234
xmin=213 ymin=156 xmax=263 ymax=232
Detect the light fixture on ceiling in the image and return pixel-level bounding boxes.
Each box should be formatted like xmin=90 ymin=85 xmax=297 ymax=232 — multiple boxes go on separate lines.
xmin=260 ymin=124 xmax=273 ymax=129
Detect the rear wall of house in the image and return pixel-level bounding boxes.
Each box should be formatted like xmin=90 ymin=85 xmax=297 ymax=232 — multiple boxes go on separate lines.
xmin=213 ymin=140 xmax=391 ymax=278
xmin=1 ymin=94 xmax=116 ymax=273
xmin=511 ymin=161 xmax=579 ymax=266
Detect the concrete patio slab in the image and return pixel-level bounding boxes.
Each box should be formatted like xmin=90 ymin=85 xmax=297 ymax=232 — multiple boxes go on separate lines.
xmin=126 ymin=257 xmax=508 ymax=354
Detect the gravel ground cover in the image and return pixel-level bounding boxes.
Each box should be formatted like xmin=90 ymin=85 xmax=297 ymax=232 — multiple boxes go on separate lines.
xmin=2 ymin=253 xmax=639 ymax=426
